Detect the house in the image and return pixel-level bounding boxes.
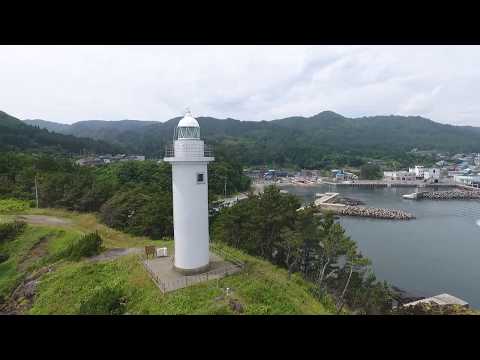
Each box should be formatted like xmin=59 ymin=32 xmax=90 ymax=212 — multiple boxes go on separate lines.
xmin=333 ymin=169 xmax=357 ymax=182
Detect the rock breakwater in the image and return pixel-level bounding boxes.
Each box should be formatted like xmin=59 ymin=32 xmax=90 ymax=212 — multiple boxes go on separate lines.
xmin=420 ymin=189 xmax=480 ymax=200
xmin=335 ymin=206 xmax=415 ymax=220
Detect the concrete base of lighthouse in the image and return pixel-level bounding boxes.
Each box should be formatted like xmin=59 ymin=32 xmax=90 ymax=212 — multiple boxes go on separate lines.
xmin=143 ymin=252 xmax=242 ymax=293
xmin=173 ymin=262 xmax=210 ymax=275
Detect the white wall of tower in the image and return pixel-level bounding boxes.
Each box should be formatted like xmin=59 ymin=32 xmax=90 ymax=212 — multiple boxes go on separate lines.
xmin=171 ymin=160 xmax=210 ymax=270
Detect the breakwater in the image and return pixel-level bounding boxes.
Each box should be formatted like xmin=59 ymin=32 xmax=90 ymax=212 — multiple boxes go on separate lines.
xmin=333 ymin=205 xmax=415 ymax=220
xmin=335 ymin=196 xmax=365 ymax=206
xmin=419 ymin=189 xmax=480 ymax=200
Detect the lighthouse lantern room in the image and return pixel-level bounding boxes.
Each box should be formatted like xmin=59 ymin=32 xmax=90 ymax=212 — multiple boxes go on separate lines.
xmin=164 ymin=110 xmax=214 ymax=274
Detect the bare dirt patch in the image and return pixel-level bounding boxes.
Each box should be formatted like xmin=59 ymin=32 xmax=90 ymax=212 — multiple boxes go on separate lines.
xmin=18 ymin=234 xmax=53 ymax=272
xmin=0 ymin=265 xmax=55 ymax=315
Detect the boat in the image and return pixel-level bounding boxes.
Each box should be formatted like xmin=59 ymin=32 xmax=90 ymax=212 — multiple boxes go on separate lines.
xmin=402 ymin=192 xmax=418 ymax=200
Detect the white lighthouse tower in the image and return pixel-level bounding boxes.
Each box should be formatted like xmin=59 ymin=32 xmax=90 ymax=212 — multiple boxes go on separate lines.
xmin=164 ymin=110 xmax=214 ymax=274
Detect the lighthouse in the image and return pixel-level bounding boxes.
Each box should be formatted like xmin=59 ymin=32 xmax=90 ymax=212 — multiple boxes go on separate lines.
xmin=164 ymin=110 xmax=214 ymax=274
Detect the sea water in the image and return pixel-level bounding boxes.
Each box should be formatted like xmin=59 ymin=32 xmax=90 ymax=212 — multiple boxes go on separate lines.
xmin=283 ymin=184 xmax=480 ymax=308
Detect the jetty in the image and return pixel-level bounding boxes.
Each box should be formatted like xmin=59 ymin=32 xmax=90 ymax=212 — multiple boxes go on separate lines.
xmin=334 ymin=206 xmax=415 ymax=220
xmin=403 ymin=293 xmax=469 ymax=308
xmin=312 ymin=192 xmax=415 ymax=220
xmin=403 ymin=189 xmax=480 ymax=200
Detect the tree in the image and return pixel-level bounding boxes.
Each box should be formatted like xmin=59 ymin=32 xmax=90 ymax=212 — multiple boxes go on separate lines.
xmin=279 ymin=227 xmax=303 ymax=279
xmin=359 ymin=164 xmax=382 ymax=180
xmin=336 ymin=243 xmax=371 ymax=314
xmin=315 ymin=212 xmax=350 ymax=290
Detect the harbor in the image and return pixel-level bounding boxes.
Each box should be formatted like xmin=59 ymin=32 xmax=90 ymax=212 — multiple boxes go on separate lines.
xmin=281 ymin=183 xmax=480 ymax=308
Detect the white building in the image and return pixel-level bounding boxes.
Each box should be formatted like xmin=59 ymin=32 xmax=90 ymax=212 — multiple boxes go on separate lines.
xmin=454 ymin=174 xmax=480 ymax=186
xmin=408 ymin=165 xmax=425 ymax=179
xmin=424 ymin=168 xmax=441 ymax=182
xmin=474 ymin=155 xmax=480 ymax=166
xmin=383 ymin=171 xmax=416 ymax=182
xmin=164 ymin=111 xmax=214 ymax=274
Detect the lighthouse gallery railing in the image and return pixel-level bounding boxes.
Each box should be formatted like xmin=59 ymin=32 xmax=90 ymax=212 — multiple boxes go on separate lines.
xmin=164 ymin=143 xmax=214 ymax=158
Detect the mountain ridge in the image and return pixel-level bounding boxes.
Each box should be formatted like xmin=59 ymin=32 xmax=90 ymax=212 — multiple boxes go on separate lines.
xmin=19 ymin=110 xmax=480 ymax=166
xmin=0 ymin=111 xmax=124 ymax=155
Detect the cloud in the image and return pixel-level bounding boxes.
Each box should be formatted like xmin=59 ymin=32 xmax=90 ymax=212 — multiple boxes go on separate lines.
xmin=1 ymin=45 xmax=480 ymax=126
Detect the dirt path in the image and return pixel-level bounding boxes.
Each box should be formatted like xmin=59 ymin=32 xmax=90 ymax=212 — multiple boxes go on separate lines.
xmin=13 ymin=214 xmax=145 ymax=262
xmin=18 ymin=234 xmax=53 ymax=272
xmin=87 ymin=248 xmax=143 ymax=262
xmin=15 ymin=215 xmax=72 ymax=226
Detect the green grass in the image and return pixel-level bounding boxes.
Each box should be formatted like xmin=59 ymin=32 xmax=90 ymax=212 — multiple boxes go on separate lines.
xmin=0 ymin=225 xmax=83 ymax=301
xmin=29 ymin=251 xmax=332 ymax=315
xmin=2 ymin=206 xmax=333 ymax=315
xmin=0 ymin=199 xmax=31 ymax=214
xmin=24 ymin=208 xmax=163 ymax=249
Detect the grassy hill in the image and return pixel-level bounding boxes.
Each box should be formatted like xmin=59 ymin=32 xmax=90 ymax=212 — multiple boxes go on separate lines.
xmin=0 ymin=203 xmax=334 ymax=315
xmin=24 ymin=111 xmax=480 ymax=166
xmin=0 ymin=111 xmax=123 ymax=155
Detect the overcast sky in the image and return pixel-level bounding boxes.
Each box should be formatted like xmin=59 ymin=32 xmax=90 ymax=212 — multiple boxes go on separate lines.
xmin=1 ymin=45 xmax=480 ymax=126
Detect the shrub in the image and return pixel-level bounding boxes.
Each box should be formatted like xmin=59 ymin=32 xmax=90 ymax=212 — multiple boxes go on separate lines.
xmin=78 ymin=287 xmax=126 ymax=315
xmin=99 ymin=189 xmax=173 ymax=239
xmin=0 ymin=221 xmax=27 ymax=244
xmin=0 ymin=253 xmax=9 ymax=264
xmin=53 ymin=232 xmax=103 ymax=262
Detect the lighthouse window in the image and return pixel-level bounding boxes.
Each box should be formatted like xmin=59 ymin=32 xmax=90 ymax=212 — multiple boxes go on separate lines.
xmin=197 ymin=173 xmax=205 ymax=184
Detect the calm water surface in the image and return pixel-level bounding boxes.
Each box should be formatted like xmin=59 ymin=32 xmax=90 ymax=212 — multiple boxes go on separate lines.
xmin=282 ymin=184 xmax=480 ymax=307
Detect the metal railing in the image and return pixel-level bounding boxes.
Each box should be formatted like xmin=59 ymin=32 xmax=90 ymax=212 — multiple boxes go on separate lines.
xmin=164 ymin=143 xmax=214 ymax=158
xmin=142 ymin=244 xmax=245 ymax=293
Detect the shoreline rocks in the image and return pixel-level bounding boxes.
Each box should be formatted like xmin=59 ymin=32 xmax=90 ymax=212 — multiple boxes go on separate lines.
xmin=334 ymin=205 xmax=415 ymax=220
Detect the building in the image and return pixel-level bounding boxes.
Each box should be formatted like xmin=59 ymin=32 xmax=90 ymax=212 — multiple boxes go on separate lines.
xmin=331 ymin=169 xmax=357 ymax=182
xmin=383 ymin=170 xmax=416 ymax=182
xmin=164 ymin=111 xmax=214 ymax=274
xmin=408 ymin=165 xmax=425 ymax=179
xmin=474 ymin=155 xmax=480 ymax=166
xmin=454 ymin=174 xmax=480 ymax=186
xmin=423 ymin=168 xmax=441 ymax=182
xmin=76 ymin=154 xmax=145 ymax=166
xmin=75 ymin=157 xmax=104 ymax=166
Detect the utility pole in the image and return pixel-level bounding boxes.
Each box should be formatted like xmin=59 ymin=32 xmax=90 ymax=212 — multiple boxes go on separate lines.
xmin=224 ymin=176 xmax=227 ymax=198
xmin=34 ymin=175 xmax=39 ymax=208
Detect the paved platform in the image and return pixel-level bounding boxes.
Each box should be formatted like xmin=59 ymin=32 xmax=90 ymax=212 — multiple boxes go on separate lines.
xmin=143 ymin=252 xmax=242 ymax=293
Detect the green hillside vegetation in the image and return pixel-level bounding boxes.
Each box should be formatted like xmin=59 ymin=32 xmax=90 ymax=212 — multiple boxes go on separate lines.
xmin=0 ymin=152 xmax=251 ymax=239
xmin=0 ymin=208 xmax=334 ymax=315
xmin=212 ymin=186 xmax=393 ymax=314
xmin=0 ymin=111 xmax=123 ymax=155
xmin=25 ymin=111 xmax=480 ymax=168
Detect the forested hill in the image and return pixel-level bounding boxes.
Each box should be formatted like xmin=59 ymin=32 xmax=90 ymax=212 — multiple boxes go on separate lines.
xmin=24 ymin=111 xmax=480 ymax=167
xmin=1 ymin=111 xmax=123 ymax=155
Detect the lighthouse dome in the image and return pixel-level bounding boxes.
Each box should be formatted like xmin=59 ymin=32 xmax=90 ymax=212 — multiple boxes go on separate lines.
xmin=176 ymin=111 xmax=200 ymax=139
